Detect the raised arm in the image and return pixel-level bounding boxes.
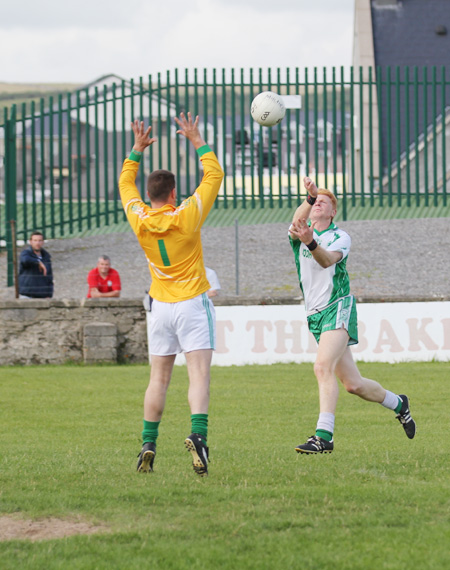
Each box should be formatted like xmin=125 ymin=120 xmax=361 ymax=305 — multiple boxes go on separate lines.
xmin=174 ymin=113 xmax=224 ymax=228
xmin=118 ymin=120 xmax=158 ymax=213
xmin=291 ymin=177 xmax=319 ymax=227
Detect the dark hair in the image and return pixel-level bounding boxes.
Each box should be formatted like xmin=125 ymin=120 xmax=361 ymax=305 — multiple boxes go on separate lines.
xmin=147 ymin=170 xmax=176 ymax=202
xmin=30 ymin=231 xmax=44 ymax=239
xmin=99 ymin=255 xmax=111 ymax=262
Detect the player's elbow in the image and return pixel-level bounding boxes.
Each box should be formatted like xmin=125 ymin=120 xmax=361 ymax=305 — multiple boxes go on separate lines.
xmin=212 ymin=165 xmax=225 ymax=184
xmin=118 ymin=175 xmax=127 ymax=193
xmin=316 ymin=252 xmax=341 ymax=268
xmin=322 ymin=259 xmax=336 ymax=269
xmin=315 ymin=257 xmax=334 ymax=269
xmin=215 ymin=169 xmax=225 ymax=185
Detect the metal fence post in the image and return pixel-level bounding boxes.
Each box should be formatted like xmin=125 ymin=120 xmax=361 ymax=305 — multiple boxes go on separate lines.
xmin=4 ymin=107 xmax=17 ymax=287
xmin=10 ymin=219 xmax=19 ymax=297
xmin=235 ymin=218 xmax=239 ymax=296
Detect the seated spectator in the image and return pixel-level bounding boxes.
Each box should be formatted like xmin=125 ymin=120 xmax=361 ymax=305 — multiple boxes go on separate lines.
xmin=205 ymin=266 xmax=221 ymax=298
xmin=19 ymin=231 xmax=54 ymax=299
xmin=87 ymin=255 xmax=121 ymax=298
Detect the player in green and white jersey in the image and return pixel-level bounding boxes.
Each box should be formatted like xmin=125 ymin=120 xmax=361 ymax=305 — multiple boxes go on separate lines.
xmin=289 ymin=177 xmax=416 ymax=454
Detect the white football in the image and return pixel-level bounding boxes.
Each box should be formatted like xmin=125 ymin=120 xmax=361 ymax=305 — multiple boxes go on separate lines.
xmin=250 ymin=91 xmax=286 ymax=127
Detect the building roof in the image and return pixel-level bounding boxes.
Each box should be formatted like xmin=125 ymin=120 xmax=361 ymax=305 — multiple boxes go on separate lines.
xmin=371 ymin=0 xmax=450 ymax=71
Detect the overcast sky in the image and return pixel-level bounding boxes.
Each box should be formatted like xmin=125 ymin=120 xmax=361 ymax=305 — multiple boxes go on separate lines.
xmin=0 ymin=0 xmax=355 ymax=85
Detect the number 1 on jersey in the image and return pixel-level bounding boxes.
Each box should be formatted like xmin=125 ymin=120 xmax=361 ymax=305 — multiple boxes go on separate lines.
xmin=158 ymin=239 xmax=171 ymax=266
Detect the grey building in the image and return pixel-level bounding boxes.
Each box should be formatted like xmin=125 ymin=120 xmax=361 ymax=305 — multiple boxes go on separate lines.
xmin=353 ymin=0 xmax=450 ymax=195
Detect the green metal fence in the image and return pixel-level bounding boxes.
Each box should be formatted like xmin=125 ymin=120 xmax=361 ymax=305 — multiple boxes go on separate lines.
xmin=1 ymin=66 xmax=449 ymax=286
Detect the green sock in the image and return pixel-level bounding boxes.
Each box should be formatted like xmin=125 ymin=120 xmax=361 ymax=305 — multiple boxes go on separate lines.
xmin=142 ymin=420 xmax=160 ymax=445
xmin=316 ymin=429 xmax=333 ymax=442
xmin=191 ymin=413 xmax=208 ymax=443
xmin=394 ymin=397 xmax=403 ymax=414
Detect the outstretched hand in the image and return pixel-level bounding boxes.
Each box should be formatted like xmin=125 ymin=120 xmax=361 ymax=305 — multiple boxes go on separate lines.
xmin=131 ymin=120 xmax=157 ymax=152
xmin=303 ymin=177 xmax=318 ymax=197
xmin=174 ymin=112 xmax=206 ymax=150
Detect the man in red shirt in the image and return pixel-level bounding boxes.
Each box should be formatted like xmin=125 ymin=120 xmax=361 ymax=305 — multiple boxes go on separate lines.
xmin=87 ymin=255 xmax=121 ymax=298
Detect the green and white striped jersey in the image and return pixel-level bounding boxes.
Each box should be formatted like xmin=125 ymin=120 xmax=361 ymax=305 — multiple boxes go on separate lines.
xmin=289 ymin=222 xmax=351 ymax=315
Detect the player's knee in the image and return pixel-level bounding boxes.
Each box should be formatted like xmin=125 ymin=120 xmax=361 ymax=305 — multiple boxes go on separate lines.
xmin=313 ymin=360 xmax=334 ymax=380
xmin=344 ymin=381 xmax=363 ymax=395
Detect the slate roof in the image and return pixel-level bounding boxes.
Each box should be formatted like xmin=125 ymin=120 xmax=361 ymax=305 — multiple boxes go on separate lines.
xmin=370 ymin=0 xmax=450 ymax=168
xmin=371 ymin=0 xmax=450 ymax=71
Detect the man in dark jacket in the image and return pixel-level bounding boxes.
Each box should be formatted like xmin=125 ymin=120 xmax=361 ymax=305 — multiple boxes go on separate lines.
xmin=19 ymin=231 xmax=54 ymax=298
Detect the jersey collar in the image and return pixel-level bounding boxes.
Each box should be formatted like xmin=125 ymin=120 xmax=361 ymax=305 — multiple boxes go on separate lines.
xmin=314 ymin=222 xmax=337 ymax=236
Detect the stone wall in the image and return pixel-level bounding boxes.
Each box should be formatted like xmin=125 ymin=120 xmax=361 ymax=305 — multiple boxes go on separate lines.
xmin=0 ymin=299 xmax=148 ymax=366
xmin=0 ymin=295 xmax=303 ymax=366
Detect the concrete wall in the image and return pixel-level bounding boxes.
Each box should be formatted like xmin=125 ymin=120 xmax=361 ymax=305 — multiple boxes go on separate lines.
xmin=0 ymin=298 xmax=148 ymax=366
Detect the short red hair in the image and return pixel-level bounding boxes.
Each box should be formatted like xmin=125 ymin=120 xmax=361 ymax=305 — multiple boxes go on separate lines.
xmin=318 ymin=188 xmax=337 ymax=211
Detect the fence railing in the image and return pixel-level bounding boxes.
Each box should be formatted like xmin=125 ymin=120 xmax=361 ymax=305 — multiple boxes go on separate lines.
xmin=1 ymin=66 xmax=449 ymax=286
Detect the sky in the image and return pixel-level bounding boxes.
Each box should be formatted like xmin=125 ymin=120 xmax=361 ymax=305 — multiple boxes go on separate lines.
xmin=0 ymin=0 xmax=355 ymax=85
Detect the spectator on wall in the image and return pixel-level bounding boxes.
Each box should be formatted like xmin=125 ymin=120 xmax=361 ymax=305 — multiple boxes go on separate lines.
xmin=86 ymin=255 xmax=121 ymax=298
xmin=19 ymin=231 xmax=54 ymax=299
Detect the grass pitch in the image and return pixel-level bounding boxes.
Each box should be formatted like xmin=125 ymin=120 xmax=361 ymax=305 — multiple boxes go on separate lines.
xmin=0 ymin=362 xmax=449 ymax=569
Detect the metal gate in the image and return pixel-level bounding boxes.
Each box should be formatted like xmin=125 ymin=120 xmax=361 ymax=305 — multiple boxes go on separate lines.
xmin=1 ymin=66 xmax=449 ymax=286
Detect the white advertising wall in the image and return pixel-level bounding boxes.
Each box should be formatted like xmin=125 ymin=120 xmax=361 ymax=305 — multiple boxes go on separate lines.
xmin=147 ymin=302 xmax=450 ymax=365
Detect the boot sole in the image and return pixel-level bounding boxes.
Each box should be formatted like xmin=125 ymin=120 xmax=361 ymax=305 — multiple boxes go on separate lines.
xmin=295 ymin=447 xmax=333 ymax=454
xmin=185 ymin=438 xmax=208 ymax=476
xmin=137 ymin=450 xmax=155 ymax=473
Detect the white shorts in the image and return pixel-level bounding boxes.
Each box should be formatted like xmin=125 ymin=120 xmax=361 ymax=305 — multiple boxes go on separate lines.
xmin=148 ymin=292 xmax=216 ymax=356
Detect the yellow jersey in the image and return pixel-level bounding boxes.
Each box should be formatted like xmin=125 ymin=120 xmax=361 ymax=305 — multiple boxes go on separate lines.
xmin=118 ymin=145 xmax=224 ymax=302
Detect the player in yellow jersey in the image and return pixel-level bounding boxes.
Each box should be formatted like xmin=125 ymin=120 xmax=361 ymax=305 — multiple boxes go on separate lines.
xmin=119 ymin=113 xmax=224 ymax=476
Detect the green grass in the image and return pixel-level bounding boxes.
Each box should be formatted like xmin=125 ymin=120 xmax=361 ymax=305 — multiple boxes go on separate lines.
xmin=1 ymin=362 xmax=449 ymax=569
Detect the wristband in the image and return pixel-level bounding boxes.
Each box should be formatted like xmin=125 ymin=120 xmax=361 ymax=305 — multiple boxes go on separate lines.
xmin=306 ymin=194 xmax=316 ymax=205
xmin=129 ymin=149 xmax=142 ymax=163
xmin=196 ymin=144 xmax=211 ymax=157
xmin=306 ymin=239 xmax=318 ymax=251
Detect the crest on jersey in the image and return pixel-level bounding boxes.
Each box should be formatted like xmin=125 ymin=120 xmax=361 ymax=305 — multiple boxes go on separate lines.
xmin=129 ymin=201 xmax=149 ymax=220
